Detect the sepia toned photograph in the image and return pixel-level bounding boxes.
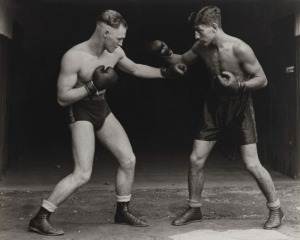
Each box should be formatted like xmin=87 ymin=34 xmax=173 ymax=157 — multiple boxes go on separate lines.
xmin=0 ymin=0 xmax=299 ymax=239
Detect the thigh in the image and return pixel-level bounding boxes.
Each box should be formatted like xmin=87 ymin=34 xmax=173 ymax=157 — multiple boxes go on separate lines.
xmin=69 ymin=121 xmax=96 ymax=172
xmin=95 ymin=113 xmax=134 ymax=160
xmin=195 ymin=99 xmax=222 ymax=142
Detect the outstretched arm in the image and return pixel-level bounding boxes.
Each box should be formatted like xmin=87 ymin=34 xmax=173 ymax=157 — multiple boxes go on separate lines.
xmin=117 ymin=55 xmax=163 ymax=79
xmin=149 ymin=40 xmax=200 ymax=66
xmin=116 ymin=48 xmax=186 ymax=79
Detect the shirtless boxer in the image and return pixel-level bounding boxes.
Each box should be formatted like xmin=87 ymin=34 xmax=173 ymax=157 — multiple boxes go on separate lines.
xmin=149 ymin=6 xmax=283 ymax=229
xmin=28 ymin=9 xmax=186 ymax=236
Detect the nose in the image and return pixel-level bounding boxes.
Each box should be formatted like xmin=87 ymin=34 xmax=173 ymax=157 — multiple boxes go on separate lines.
xmin=195 ymin=31 xmax=200 ymax=40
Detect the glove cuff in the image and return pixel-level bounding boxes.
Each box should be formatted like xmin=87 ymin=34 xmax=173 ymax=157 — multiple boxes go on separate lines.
xmin=84 ymin=81 xmax=99 ymax=96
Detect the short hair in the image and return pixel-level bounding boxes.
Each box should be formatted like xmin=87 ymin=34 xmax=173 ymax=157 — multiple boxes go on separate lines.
xmin=194 ymin=6 xmax=222 ymax=28
xmin=97 ymin=10 xmax=128 ymax=29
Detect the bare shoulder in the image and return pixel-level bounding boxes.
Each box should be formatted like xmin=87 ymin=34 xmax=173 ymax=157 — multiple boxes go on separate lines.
xmin=113 ymin=46 xmax=126 ymax=59
xmin=232 ymin=37 xmax=254 ymax=56
xmin=191 ymin=41 xmax=203 ymax=54
xmin=62 ymin=44 xmax=86 ymax=62
xmin=60 ymin=44 xmax=90 ymax=73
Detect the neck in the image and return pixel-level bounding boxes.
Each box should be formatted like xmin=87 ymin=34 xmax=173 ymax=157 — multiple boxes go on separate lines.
xmin=87 ymin=30 xmax=105 ymax=56
xmin=210 ymin=29 xmax=227 ymax=48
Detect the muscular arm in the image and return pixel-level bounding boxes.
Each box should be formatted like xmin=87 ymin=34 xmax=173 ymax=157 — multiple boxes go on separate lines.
xmin=234 ymin=42 xmax=267 ymax=91
xmin=117 ymin=48 xmax=163 ymax=79
xmin=57 ymin=51 xmax=88 ymax=107
xmin=162 ymin=41 xmax=200 ymax=66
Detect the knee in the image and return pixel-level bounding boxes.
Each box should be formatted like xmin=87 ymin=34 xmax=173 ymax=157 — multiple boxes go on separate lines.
xmin=73 ymin=170 xmax=92 ymax=186
xmin=245 ymin=161 xmax=263 ymax=175
xmin=119 ymin=154 xmax=136 ymax=171
xmin=190 ymin=154 xmax=205 ymax=171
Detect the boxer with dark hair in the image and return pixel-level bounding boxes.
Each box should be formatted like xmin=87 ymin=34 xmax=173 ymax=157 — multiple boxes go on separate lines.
xmin=28 ymin=9 xmax=186 ymax=236
xmin=149 ymin=6 xmax=283 ymax=229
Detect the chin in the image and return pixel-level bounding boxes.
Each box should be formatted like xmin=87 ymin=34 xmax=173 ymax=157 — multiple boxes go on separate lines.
xmin=107 ymin=48 xmax=115 ymax=53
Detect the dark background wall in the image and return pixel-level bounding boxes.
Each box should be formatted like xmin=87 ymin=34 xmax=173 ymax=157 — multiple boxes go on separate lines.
xmin=1 ymin=0 xmax=299 ymax=178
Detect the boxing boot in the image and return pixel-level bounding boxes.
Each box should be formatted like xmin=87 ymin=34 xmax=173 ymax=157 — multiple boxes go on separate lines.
xmin=28 ymin=207 xmax=64 ymax=236
xmin=172 ymin=207 xmax=203 ymax=226
xmin=263 ymin=207 xmax=284 ymax=229
xmin=114 ymin=202 xmax=149 ymax=227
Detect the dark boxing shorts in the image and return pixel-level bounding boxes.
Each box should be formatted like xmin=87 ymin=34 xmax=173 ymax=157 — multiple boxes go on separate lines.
xmin=195 ymin=90 xmax=258 ymax=145
xmin=67 ymin=94 xmax=111 ymax=131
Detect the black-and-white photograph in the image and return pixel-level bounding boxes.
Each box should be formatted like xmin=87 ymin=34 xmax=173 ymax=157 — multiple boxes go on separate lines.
xmin=0 ymin=0 xmax=299 ymax=239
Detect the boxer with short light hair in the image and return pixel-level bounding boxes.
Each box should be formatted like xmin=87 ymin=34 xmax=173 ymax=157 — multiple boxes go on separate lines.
xmin=28 ymin=9 xmax=187 ymax=236
xmin=149 ymin=5 xmax=283 ymax=229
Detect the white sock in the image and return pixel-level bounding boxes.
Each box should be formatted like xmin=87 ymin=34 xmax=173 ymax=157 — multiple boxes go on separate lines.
xmin=42 ymin=199 xmax=57 ymax=213
xmin=188 ymin=199 xmax=202 ymax=208
xmin=116 ymin=194 xmax=131 ymax=202
xmin=267 ymin=199 xmax=281 ymax=210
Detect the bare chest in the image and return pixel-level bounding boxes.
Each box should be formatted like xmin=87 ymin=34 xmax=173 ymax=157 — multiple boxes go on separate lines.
xmin=78 ymin=54 xmax=119 ymax=83
xmin=200 ymin=47 xmax=239 ymax=77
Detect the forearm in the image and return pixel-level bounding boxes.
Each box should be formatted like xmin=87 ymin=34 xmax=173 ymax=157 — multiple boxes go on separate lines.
xmin=218 ymin=71 xmax=267 ymax=94
xmin=133 ymin=64 xmax=163 ymax=79
xmin=243 ymin=76 xmax=267 ymax=91
xmin=57 ymin=86 xmax=88 ymax=107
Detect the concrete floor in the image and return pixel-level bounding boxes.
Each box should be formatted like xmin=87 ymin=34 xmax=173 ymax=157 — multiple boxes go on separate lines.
xmin=0 ymin=149 xmax=300 ymax=240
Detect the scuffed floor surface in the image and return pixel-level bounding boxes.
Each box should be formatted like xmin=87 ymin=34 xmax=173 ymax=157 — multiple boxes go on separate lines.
xmin=0 ymin=185 xmax=299 ymax=240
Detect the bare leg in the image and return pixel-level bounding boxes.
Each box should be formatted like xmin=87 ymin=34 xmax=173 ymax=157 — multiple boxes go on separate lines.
xmin=240 ymin=143 xmax=283 ymax=229
xmin=172 ymin=140 xmax=215 ymax=226
xmin=240 ymin=143 xmax=277 ymax=203
xmin=188 ymin=140 xmax=216 ymax=203
xmin=96 ymin=113 xmax=148 ymax=227
xmin=96 ymin=113 xmax=135 ymax=196
xmin=28 ymin=121 xmax=95 ymax=235
xmin=47 ymin=121 xmax=96 ymax=206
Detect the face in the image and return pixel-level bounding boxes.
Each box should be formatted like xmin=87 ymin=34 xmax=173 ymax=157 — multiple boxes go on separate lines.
xmin=194 ymin=24 xmax=216 ymax=46
xmin=104 ymin=24 xmax=127 ymax=53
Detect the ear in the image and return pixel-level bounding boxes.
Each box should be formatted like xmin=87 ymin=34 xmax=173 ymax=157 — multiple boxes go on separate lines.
xmin=104 ymin=29 xmax=109 ymax=38
xmin=211 ymin=23 xmax=218 ymax=32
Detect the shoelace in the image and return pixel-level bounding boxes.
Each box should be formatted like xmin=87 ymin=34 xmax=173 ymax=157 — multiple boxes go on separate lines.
xmin=268 ymin=210 xmax=280 ymax=221
xmin=266 ymin=209 xmax=282 ymax=226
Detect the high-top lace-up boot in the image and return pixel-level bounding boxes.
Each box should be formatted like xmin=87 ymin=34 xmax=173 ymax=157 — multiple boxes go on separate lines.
xmin=172 ymin=207 xmax=203 ymax=226
xmin=114 ymin=202 xmax=149 ymax=227
xmin=28 ymin=207 xmax=64 ymax=236
xmin=263 ymin=207 xmax=284 ymax=229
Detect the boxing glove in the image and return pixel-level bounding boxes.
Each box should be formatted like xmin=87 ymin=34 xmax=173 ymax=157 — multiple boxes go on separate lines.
xmin=149 ymin=40 xmax=173 ymax=57
xmin=161 ymin=63 xmax=187 ymax=79
xmin=217 ymin=71 xmax=246 ymax=94
xmin=84 ymin=65 xmax=118 ymax=96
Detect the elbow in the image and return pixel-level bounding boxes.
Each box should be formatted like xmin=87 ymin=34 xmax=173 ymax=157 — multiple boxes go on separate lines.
xmin=255 ymin=75 xmax=267 ymax=90
xmin=57 ymin=97 xmax=69 ymax=107
xmin=262 ymin=77 xmax=268 ymax=88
